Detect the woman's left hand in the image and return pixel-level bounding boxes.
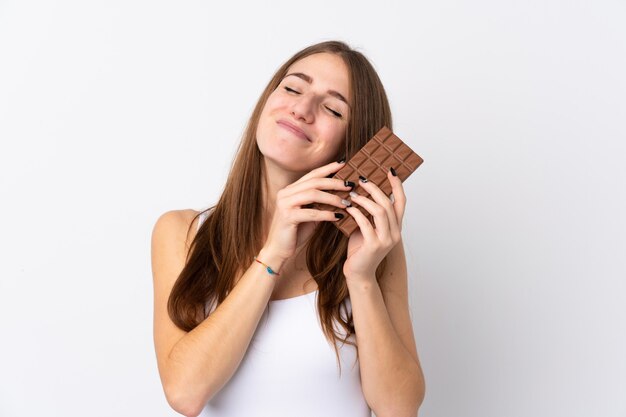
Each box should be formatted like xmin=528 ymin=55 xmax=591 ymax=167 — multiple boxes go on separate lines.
xmin=343 ymin=168 xmax=406 ymax=284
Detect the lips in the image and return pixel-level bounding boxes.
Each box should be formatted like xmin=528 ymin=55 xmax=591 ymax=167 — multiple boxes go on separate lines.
xmin=277 ymin=119 xmax=311 ymax=142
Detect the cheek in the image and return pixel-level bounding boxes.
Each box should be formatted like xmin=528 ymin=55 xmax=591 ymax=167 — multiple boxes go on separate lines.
xmin=315 ymin=127 xmax=346 ymax=157
xmin=328 ymin=125 xmax=347 ymax=147
xmin=257 ymin=95 xmax=281 ymax=134
xmin=263 ymin=92 xmax=288 ymax=112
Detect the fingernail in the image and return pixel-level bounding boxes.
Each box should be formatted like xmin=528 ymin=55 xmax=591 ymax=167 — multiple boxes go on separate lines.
xmin=349 ymin=191 xmax=359 ymax=199
xmin=334 ymin=212 xmax=344 ymax=219
xmin=358 ymin=175 xmax=368 ymax=183
xmin=341 ymin=199 xmax=351 ymax=206
xmin=337 ymin=157 xmax=346 ymax=164
xmin=344 ymin=180 xmax=355 ymax=189
xmin=390 ymin=167 xmax=397 ymax=177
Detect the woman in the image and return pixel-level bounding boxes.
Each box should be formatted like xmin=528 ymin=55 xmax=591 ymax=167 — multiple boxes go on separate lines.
xmin=151 ymin=40 xmax=425 ymax=417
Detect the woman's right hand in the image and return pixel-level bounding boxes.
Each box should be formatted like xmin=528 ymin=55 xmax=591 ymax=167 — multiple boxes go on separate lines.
xmin=262 ymin=160 xmax=354 ymax=263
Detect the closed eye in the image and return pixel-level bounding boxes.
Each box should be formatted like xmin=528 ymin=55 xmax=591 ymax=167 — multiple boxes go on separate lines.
xmin=284 ymin=85 xmax=343 ymax=118
xmin=326 ymin=107 xmax=343 ymax=118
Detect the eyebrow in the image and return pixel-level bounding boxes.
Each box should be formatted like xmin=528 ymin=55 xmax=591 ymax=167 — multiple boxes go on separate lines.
xmin=283 ymin=72 xmax=351 ymax=108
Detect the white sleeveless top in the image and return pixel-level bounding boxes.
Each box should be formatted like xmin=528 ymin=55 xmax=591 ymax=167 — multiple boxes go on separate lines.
xmin=195 ymin=210 xmax=371 ymax=417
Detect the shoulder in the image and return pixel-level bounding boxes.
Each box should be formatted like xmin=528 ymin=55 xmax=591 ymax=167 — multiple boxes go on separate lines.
xmin=152 ymin=209 xmax=201 ymax=235
xmin=151 ymin=209 xmax=203 ymax=255
xmin=150 ymin=209 xmax=205 ymax=305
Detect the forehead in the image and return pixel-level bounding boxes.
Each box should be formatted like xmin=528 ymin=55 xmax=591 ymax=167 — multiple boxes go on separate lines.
xmin=286 ymin=53 xmax=352 ymax=100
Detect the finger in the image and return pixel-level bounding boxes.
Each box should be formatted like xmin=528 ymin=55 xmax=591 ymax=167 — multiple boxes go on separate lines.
xmin=282 ymin=177 xmax=353 ymax=199
xmin=345 ymin=206 xmax=377 ymax=241
xmin=283 ymin=189 xmax=351 ymax=210
xmin=348 ymin=190 xmax=391 ymax=242
xmin=293 ymin=160 xmax=346 ymax=186
xmin=288 ymin=208 xmax=347 ymax=224
xmin=387 ymin=169 xmax=407 ymax=229
xmin=355 ymin=176 xmax=399 ymax=232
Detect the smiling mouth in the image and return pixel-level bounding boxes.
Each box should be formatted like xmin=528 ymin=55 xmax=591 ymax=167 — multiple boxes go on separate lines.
xmin=277 ymin=121 xmax=311 ymax=142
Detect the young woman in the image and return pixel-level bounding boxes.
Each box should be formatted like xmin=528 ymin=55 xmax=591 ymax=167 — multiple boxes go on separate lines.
xmin=151 ymin=40 xmax=425 ymax=417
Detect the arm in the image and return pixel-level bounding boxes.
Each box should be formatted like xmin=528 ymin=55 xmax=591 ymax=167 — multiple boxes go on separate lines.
xmin=151 ymin=210 xmax=285 ymax=417
xmin=342 ymin=170 xmax=426 ymax=417
xmin=346 ymin=239 xmax=425 ymax=417
xmin=152 ymin=162 xmax=352 ymax=416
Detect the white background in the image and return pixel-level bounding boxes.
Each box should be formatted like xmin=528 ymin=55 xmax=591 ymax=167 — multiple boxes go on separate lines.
xmin=1 ymin=1 xmax=625 ymax=416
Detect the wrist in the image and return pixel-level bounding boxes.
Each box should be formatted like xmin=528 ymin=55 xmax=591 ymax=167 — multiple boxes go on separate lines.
xmin=256 ymin=248 xmax=288 ymax=275
xmin=345 ymin=272 xmax=377 ymax=288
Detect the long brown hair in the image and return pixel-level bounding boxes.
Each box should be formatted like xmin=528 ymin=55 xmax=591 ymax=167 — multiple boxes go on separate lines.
xmin=168 ymin=40 xmax=392 ymax=376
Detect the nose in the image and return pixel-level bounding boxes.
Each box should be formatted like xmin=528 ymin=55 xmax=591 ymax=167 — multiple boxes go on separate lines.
xmin=290 ymin=94 xmax=315 ymax=123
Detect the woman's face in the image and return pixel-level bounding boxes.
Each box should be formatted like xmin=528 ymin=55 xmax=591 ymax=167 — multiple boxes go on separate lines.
xmin=256 ymin=52 xmax=352 ymax=174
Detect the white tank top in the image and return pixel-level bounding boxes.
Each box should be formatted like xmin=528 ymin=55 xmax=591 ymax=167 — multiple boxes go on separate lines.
xmin=195 ymin=210 xmax=371 ymax=417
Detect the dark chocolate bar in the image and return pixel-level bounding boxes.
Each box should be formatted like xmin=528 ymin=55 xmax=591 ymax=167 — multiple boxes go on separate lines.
xmin=313 ymin=126 xmax=424 ymax=236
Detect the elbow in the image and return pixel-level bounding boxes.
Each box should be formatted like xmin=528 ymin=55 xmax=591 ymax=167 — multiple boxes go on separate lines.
xmin=373 ymin=394 xmax=423 ymax=417
xmin=405 ymin=359 xmax=426 ymax=416
xmin=375 ymin=395 xmax=424 ymax=417
xmin=373 ymin=363 xmax=426 ymax=417
xmin=160 ymin=357 xmax=220 ymax=417
xmin=164 ymin=381 xmax=209 ymax=417
xmin=415 ymin=382 xmax=426 ymax=416
xmin=412 ymin=364 xmax=426 ymax=416
xmin=415 ymin=366 xmax=426 ymax=411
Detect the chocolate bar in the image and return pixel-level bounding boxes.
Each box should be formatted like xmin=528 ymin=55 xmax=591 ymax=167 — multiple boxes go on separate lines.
xmin=313 ymin=126 xmax=424 ymax=237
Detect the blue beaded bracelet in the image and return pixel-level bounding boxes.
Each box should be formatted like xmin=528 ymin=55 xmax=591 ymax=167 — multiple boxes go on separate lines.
xmin=253 ymin=256 xmax=280 ymax=276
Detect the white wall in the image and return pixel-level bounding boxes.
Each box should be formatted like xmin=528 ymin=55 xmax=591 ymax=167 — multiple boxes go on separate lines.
xmin=1 ymin=1 xmax=624 ymax=416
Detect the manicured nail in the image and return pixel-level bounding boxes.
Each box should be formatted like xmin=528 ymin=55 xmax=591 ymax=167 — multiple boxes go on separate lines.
xmin=334 ymin=212 xmax=344 ymax=219
xmin=349 ymin=191 xmax=359 ymax=199
xmin=344 ymin=180 xmax=355 ymax=189
xmin=358 ymin=175 xmax=368 ymax=183
xmin=390 ymin=167 xmax=397 ymax=177
xmin=337 ymin=157 xmax=346 ymax=164
xmin=341 ymin=199 xmax=351 ymax=207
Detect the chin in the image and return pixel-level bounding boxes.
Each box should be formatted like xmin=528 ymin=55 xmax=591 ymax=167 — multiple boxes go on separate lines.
xmin=264 ymin=155 xmax=308 ymax=173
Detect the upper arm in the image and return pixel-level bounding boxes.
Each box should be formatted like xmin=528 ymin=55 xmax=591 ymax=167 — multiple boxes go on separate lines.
xmin=150 ymin=209 xmax=198 ymax=392
xmin=379 ymin=239 xmax=420 ymax=365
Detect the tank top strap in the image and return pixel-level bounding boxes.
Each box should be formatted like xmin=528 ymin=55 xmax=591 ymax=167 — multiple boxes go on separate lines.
xmin=197 ymin=207 xmax=214 ymax=231
xmin=197 ymin=212 xmax=206 ymax=231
